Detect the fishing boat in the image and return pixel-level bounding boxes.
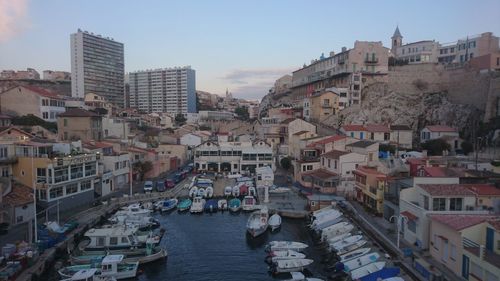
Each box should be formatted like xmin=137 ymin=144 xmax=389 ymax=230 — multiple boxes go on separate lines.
xmin=265 ymin=241 xmax=309 ymax=252
xmin=329 ymin=235 xmax=363 ymax=250
xmin=334 ymin=240 xmax=367 ymax=256
xmin=205 ymin=186 xmax=214 ymax=198
xmin=160 ymin=198 xmax=178 ymax=212
xmin=71 ymin=246 xmax=167 ymax=265
xmin=268 ymin=213 xmax=282 ymax=231
xmin=228 ymin=198 xmax=241 ymax=212
xmin=197 ymin=188 xmax=206 ymax=198
xmin=242 ymin=195 xmax=256 ymax=211
xmin=232 ymin=186 xmax=240 ymax=197
xmin=342 ymin=252 xmax=380 ymax=272
xmin=284 ymin=272 xmax=324 ymax=281
xmin=321 ymin=222 xmax=354 ymax=241
xmin=338 ymin=248 xmax=371 ymax=263
xmin=177 ymin=199 xmax=192 ymax=212
xmin=204 ymin=199 xmax=218 ymax=213
xmin=224 ymin=186 xmax=232 ymax=196
xmin=188 ymin=186 xmax=198 ymax=198
xmin=270 ymin=258 xmax=314 ymax=273
xmin=246 ymin=207 xmax=268 ymax=237
xmin=217 ymin=199 xmax=228 ymax=211
xmin=248 ymin=186 xmax=256 ymax=196
xmin=350 ymin=261 xmax=386 ymax=280
xmin=58 ymin=255 xmax=139 ymax=280
xmin=265 ymin=250 xmax=306 ymax=263
xmin=190 ymin=196 xmax=205 ymax=213
xmin=60 ymin=269 xmax=116 ymax=281
xmin=78 ymin=226 xmax=161 ymax=251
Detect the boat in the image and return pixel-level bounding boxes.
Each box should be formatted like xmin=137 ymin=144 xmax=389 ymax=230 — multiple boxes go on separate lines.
xmin=218 ymin=199 xmax=227 ymax=211
xmin=160 ymin=198 xmax=178 ymax=212
xmin=350 ymin=261 xmax=386 ymax=280
xmin=205 ymin=186 xmax=214 ymax=198
xmin=177 ymin=199 xmax=192 ymax=212
xmin=114 ymin=205 xmax=151 ymax=218
xmin=269 ymin=187 xmax=291 ymax=194
xmin=246 ymin=207 xmax=268 ymax=237
xmin=334 ymin=240 xmax=367 ymax=256
xmin=204 ymin=199 xmax=218 ymax=213
xmin=270 ymin=258 xmax=314 ymax=273
xmin=329 ymin=235 xmax=363 ymax=250
xmin=45 ymin=221 xmax=69 ymax=233
xmin=310 ymin=206 xmax=334 ymax=221
xmin=242 ymin=195 xmax=256 ymax=211
xmin=190 ymin=196 xmax=205 ymax=213
xmin=342 ymin=252 xmax=380 ymax=272
xmin=224 ymin=186 xmax=232 ymax=196
xmin=284 ymin=272 xmax=324 ymax=281
xmin=71 ymin=246 xmax=167 ymax=265
xmin=189 ymin=186 xmax=198 ymax=198
xmin=153 ymin=200 xmax=166 ymax=211
xmin=310 ymin=210 xmax=342 ymax=229
xmin=383 ymin=278 xmax=405 ymax=281
xmin=248 ymin=186 xmax=256 ymax=196
xmin=196 ymin=178 xmax=213 ymax=185
xmin=266 ymin=250 xmax=306 ymax=263
xmin=326 ymin=233 xmax=351 ymax=245
xmin=109 ymin=215 xmax=159 ymax=231
xmin=60 ymin=269 xmax=116 ymax=281
xmin=268 ymin=213 xmax=282 ymax=231
xmin=232 ymin=186 xmax=240 ymax=197
xmin=78 ymin=225 xmax=161 ymax=251
xmin=321 ymin=222 xmax=354 ymax=241
xmin=197 ymin=188 xmax=206 ymax=198
xmin=312 ymin=217 xmax=344 ymax=232
xmin=228 ymin=198 xmax=241 ymax=212
xmin=58 ymin=255 xmax=139 ymax=280
xmin=266 ymin=241 xmax=309 ymax=252
xmin=338 ymin=248 xmax=371 ymax=263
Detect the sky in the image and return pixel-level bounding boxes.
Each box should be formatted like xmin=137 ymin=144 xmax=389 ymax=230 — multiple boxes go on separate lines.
xmin=1 ymin=0 xmax=500 ymax=100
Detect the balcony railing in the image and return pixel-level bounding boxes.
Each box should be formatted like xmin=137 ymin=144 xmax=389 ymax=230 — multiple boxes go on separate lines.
xmin=0 ymin=156 xmax=18 ymax=165
xmin=364 ymin=58 xmax=379 ymax=64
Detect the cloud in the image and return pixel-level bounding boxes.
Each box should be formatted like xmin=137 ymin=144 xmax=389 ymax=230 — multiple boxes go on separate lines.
xmin=0 ymin=0 xmax=29 ymax=42
xmin=221 ymin=68 xmax=294 ymax=83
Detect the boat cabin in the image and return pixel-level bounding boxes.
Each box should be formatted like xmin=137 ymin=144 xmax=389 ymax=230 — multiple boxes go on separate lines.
xmin=68 ymin=269 xmax=99 ymax=281
xmin=84 ymin=226 xmax=139 ymax=249
xmin=100 ymin=255 xmax=124 ymax=276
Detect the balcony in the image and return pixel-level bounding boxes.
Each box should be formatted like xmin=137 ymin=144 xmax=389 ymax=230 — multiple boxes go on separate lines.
xmin=0 ymin=156 xmax=17 ymax=165
xmin=463 ymin=238 xmax=500 ymax=268
xmin=338 ymin=59 xmax=345 ymax=65
xmin=364 ymin=58 xmax=379 ymax=64
xmin=321 ymin=104 xmax=332 ymax=108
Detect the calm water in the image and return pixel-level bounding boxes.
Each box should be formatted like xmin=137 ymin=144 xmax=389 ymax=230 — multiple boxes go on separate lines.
xmin=137 ymin=210 xmax=322 ymax=281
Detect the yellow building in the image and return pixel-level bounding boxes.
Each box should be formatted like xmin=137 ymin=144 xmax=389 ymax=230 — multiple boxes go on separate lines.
xmin=303 ymin=91 xmax=339 ymax=122
xmin=353 ymin=166 xmax=386 ymax=214
xmin=57 ymin=108 xmax=102 ymax=141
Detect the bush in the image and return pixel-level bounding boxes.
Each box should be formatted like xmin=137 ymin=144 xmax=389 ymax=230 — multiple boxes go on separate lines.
xmin=413 ymin=79 xmax=429 ymax=91
xmin=461 ymin=141 xmax=474 ymax=155
xmin=11 ymin=114 xmax=57 ymax=132
xmin=280 ymin=157 xmax=291 ymax=170
xmin=421 ymin=139 xmax=451 ymax=156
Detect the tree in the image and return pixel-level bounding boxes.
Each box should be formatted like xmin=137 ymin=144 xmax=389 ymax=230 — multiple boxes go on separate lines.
xmin=280 ymin=157 xmax=291 ymax=170
xmin=379 ymin=144 xmax=396 ymax=154
xmin=175 ymin=113 xmax=187 ymax=126
xmin=234 ymin=106 xmax=249 ymax=120
xmin=421 ymin=139 xmax=451 ymax=156
xmin=199 ymin=124 xmax=211 ymax=131
xmin=133 ymin=161 xmax=153 ymax=181
xmin=461 ymin=141 xmax=474 ymax=155
xmin=11 ymin=114 xmax=57 ymax=132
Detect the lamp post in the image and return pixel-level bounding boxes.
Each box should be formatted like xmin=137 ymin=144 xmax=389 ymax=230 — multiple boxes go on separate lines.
xmin=390 ymin=214 xmax=408 ymax=248
xmin=31 ymin=146 xmax=38 ymax=244
xmin=129 ymin=159 xmax=133 ymax=196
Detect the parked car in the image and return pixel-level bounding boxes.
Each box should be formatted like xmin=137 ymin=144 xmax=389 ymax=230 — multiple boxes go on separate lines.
xmin=143 ymin=181 xmax=153 ymax=192
xmin=165 ymin=179 xmax=175 ymax=189
xmin=156 ymin=181 xmax=166 ymax=192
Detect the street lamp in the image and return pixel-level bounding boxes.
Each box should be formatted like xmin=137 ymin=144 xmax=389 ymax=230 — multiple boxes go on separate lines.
xmin=129 ymin=159 xmax=133 ymax=196
xmin=30 ymin=146 xmax=38 ymax=244
xmin=390 ymin=214 xmax=408 ymax=248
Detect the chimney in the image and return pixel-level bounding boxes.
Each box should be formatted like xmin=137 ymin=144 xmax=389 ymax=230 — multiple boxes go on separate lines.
xmin=342 ymin=47 xmax=347 ymax=52
xmin=422 ymin=150 xmax=428 ymax=158
xmin=329 ymin=51 xmax=335 ymax=57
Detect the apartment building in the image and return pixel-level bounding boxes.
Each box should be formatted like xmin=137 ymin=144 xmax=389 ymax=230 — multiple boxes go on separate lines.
xmin=0 ymin=68 xmax=40 ymax=80
xmin=43 ymin=70 xmax=70 ymax=81
xmin=129 ymin=67 xmax=196 ymax=115
xmin=198 ymin=110 xmax=234 ymax=121
xmin=391 ymin=27 xmax=440 ymax=64
xmin=57 ymin=108 xmax=103 ymax=142
xmin=303 ymin=91 xmax=339 ymax=122
xmin=438 ymin=32 xmax=500 ymax=64
xmin=70 ymin=30 xmax=124 ymax=108
xmin=353 ymin=166 xmax=387 ymax=214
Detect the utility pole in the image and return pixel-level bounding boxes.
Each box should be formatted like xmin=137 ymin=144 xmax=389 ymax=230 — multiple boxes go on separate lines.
xmin=31 ymin=146 xmax=38 ymax=244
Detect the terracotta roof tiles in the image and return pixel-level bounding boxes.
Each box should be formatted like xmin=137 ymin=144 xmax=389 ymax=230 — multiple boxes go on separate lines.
xmin=419 ymin=184 xmax=476 ymax=196
xmin=430 ymin=214 xmax=497 ymax=231
xmin=425 ymin=125 xmax=457 ymax=133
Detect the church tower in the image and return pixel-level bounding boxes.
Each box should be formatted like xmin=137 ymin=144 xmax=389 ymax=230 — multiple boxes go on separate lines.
xmin=391 ymin=26 xmax=403 ymax=55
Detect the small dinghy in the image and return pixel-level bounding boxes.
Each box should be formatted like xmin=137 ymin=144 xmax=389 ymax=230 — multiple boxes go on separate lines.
xmin=310 ymin=210 xmax=342 ymax=229
xmin=350 ymin=261 xmax=385 ymax=280
xmin=228 ymin=198 xmax=241 ymax=212
xmin=321 ymin=222 xmax=354 ymax=241
xmin=342 ymin=252 xmax=380 ymax=272
xmin=313 ymin=217 xmax=343 ymax=232
xmin=224 ymin=186 xmax=233 ymax=196
xmin=232 ymin=186 xmax=240 ymax=197
xmin=338 ymin=247 xmax=371 ymax=263
xmin=329 ymin=235 xmax=363 ymax=250
xmin=334 ymin=240 xmax=367 ymax=256
xmin=188 ymin=186 xmax=198 ymax=198
xmin=270 ymin=258 xmax=314 ymax=273
xmin=266 ymin=241 xmax=309 ymax=252
xmin=266 ymin=250 xmax=306 ymax=263
xmin=268 ymin=213 xmax=282 ymax=231
xmin=161 ymin=198 xmax=178 ymax=212
xmin=246 ymin=207 xmax=268 ymax=237
xmin=205 ymin=186 xmax=214 ymax=198
xmin=190 ymin=196 xmax=205 ymax=214
xmin=242 ymin=195 xmax=256 ymax=211
xmin=218 ymin=199 xmax=228 ymax=211
xmin=248 ymin=186 xmax=256 ymax=196
xmin=177 ymin=199 xmax=192 ymax=212
xmin=153 ymin=200 xmax=166 ymax=211
xmin=326 ymin=233 xmax=351 ymax=245
xmin=204 ymin=199 xmax=218 ymax=213
xmin=197 ymin=188 xmax=206 ymax=198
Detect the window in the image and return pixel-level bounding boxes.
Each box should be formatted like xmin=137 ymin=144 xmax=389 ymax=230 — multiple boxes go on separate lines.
xmin=85 ymin=162 xmax=96 ymax=176
xmin=42 ymin=112 xmax=48 ymax=119
xmin=54 ymin=166 xmax=68 ymax=183
xmin=109 ymin=237 xmax=118 ymax=245
xmin=334 ymin=160 xmax=337 ymax=169
xmin=63 ymin=119 xmax=68 ymax=126
xmin=49 ymin=186 xmax=63 ymax=199
xmin=408 ymin=220 xmax=416 ymax=233
xmin=497 ymin=57 xmax=499 ymax=66
xmin=37 ymin=168 xmax=46 ymax=183
xmin=65 ymin=183 xmax=78 ymax=195
xmin=450 ymin=243 xmax=456 ymax=260
xmin=97 ymin=237 xmax=105 ymax=246
xmin=71 ymin=164 xmax=83 ymax=179
xmin=433 ymin=234 xmax=439 ymax=249
xmin=81 ymin=180 xmax=92 ymax=191
xmin=63 ymin=132 xmax=68 ymax=140
xmin=1 ymin=167 xmax=8 ymax=177
xmin=42 ymin=99 xmax=48 ymax=106
xmin=0 ymin=146 xmax=7 ymax=158
xmin=433 ymin=198 xmax=446 ymax=211
xmin=423 ymin=195 xmax=429 ymax=210
xmin=449 ymin=198 xmax=463 ymax=211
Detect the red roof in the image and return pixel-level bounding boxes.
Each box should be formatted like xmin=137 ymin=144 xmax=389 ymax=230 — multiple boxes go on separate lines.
xmin=420 ymin=166 xmax=465 ymax=177
xmin=487 ymin=220 xmax=500 ymax=231
xmin=419 ymin=184 xmax=476 ymax=196
xmin=306 ymin=135 xmax=345 ymax=147
xmin=354 ymin=166 xmax=386 ymax=176
xmin=3 ymin=183 xmax=34 ymax=207
xmin=342 ymin=124 xmax=366 ymax=131
xmin=407 ymin=158 xmax=426 ymax=165
xmin=83 ymin=141 xmax=114 ymax=149
xmin=302 ymin=168 xmax=338 ymax=179
xmin=425 ymin=125 xmax=457 ymax=133
xmin=22 ymin=86 xmax=63 ymax=99
xmin=465 ymin=184 xmax=500 ymax=196
xmin=365 ymin=124 xmax=390 ymax=133
xmin=321 ymin=150 xmax=349 ymax=159
xmin=400 ymin=211 xmax=417 ymax=221
xmin=430 ymin=214 xmax=496 ymax=231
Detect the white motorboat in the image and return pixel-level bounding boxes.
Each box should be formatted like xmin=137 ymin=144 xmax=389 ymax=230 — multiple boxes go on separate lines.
xmin=224 ymin=186 xmax=233 ymax=196
xmin=197 ymin=188 xmax=206 ymax=198
xmin=190 ymin=196 xmax=205 ymax=213
xmin=266 ymin=241 xmax=309 ymax=252
xmin=311 ymin=205 xmax=334 ymax=217
xmin=310 ymin=210 xmax=342 ymax=228
xmin=268 ymin=213 xmax=282 ymax=231
xmin=271 ymin=258 xmax=313 ymax=273
xmin=266 ymin=250 xmax=306 ymax=263
xmin=109 ymin=214 xmax=159 ymax=230
xmin=285 ymin=272 xmax=323 ymax=281
xmin=329 ymin=235 xmax=363 ymax=250
xmin=326 ymin=233 xmax=351 ymax=245
xmin=60 ymin=269 xmax=116 ymax=281
xmin=342 ymin=252 xmax=380 ymax=272
xmin=71 ymin=246 xmax=167 ymax=265
xmin=321 ymin=222 xmax=354 ymax=241
xmin=248 ymin=186 xmax=256 ymax=196
xmin=79 ymin=225 xmax=160 ymax=251
xmin=246 ymin=207 xmax=268 ymax=237
xmin=242 ymin=195 xmax=256 ymax=211
xmin=115 ymin=205 xmax=151 ymax=218
xmin=339 ymin=247 xmax=371 ymax=263
xmin=334 ymin=240 xmax=367 ymax=256
xmin=269 ymin=187 xmax=291 ymax=194
xmin=218 ymin=199 xmax=228 ymax=210
xmin=312 ymin=217 xmax=344 ymax=232
xmin=205 ymin=186 xmax=214 ymax=198
xmin=188 ymin=186 xmax=198 ymax=198
xmin=59 ymin=255 xmax=139 ymax=280
xmin=350 ymin=261 xmax=386 ymax=280
xmin=153 ymin=200 xmax=166 ymax=210
xmin=232 ymin=186 xmax=240 ymax=197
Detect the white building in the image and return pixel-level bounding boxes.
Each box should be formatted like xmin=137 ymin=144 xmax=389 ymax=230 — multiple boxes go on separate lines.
xmin=198 ymin=110 xmax=234 ymax=121
xmin=180 ymin=133 xmax=203 ymax=147
xmin=102 ymin=117 xmax=131 ymax=139
xmin=420 ymin=125 xmax=459 ymax=143
xmin=128 ymin=67 xmax=196 ymax=115
xmin=256 ymin=166 xmax=274 ymax=186
xmin=70 ymin=29 xmax=124 ymax=108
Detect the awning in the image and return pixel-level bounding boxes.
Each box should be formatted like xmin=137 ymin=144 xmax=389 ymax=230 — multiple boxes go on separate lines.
xmin=438 ymin=235 xmax=448 ymax=241
xmin=400 ymin=211 xmax=418 ymax=221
